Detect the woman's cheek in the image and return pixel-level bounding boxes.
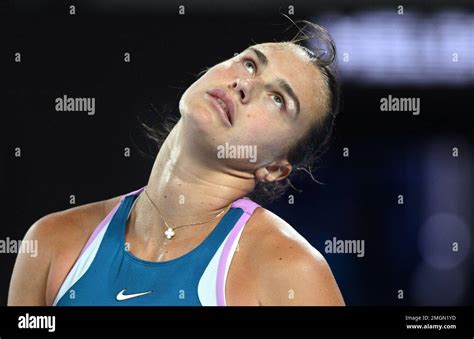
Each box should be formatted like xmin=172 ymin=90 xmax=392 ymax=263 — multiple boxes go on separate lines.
xmin=209 ymin=61 xmax=234 ymax=78
xmin=246 ymin=113 xmax=268 ymax=132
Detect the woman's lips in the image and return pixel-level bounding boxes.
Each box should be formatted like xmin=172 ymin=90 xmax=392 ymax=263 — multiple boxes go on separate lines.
xmin=206 ymin=88 xmax=235 ymax=126
xmin=205 ymin=93 xmax=232 ymax=127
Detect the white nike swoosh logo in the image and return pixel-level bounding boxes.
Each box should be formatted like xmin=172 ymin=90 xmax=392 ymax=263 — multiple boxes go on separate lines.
xmin=116 ymin=289 xmax=153 ymax=301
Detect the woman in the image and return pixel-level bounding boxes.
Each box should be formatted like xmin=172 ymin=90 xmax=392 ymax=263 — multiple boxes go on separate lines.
xmin=8 ymin=21 xmax=345 ymax=306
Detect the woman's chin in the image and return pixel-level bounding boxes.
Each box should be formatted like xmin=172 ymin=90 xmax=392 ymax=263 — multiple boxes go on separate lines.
xmin=184 ymin=108 xmax=224 ymax=134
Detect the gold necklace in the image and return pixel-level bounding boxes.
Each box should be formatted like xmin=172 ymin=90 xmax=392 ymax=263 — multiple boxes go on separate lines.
xmin=143 ymin=188 xmax=230 ymax=240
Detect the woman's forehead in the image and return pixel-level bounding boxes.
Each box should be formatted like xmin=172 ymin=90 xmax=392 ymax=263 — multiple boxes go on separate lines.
xmin=252 ymin=42 xmax=310 ymax=61
xmin=249 ymin=42 xmax=318 ymax=81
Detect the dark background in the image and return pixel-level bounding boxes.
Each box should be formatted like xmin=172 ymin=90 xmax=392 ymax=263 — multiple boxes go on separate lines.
xmin=2 ymin=0 xmax=473 ymax=306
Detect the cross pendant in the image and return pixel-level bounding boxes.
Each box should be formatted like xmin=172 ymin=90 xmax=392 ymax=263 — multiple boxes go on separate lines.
xmin=165 ymin=227 xmax=176 ymax=240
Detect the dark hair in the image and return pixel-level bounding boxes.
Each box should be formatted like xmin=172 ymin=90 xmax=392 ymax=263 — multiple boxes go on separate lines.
xmin=140 ymin=20 xmax=341 ymax=206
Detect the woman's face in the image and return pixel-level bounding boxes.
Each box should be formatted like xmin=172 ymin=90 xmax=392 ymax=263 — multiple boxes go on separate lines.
xmin=179 ymin=42 xmax=327 ymax=171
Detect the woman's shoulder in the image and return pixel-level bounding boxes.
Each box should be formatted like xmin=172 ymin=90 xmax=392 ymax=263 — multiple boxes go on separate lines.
xmin=241 ymin=206 xmax=345 ymax=305
xmin=244 ymin=206 xmax=313 ymax=251
xmin=10 ymin=193 xmax=123 ymax=305
xmin=31 ymin=194 xmax=122 ymax=248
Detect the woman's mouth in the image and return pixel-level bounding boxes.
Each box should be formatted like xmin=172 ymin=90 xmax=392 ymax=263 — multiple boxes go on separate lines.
xmin=205 ymin=93 xmax=233 ymax=127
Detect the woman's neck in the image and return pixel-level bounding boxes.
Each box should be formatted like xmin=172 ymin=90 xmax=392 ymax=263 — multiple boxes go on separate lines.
xmin=131 ymin=119 xmax=255 ymax=238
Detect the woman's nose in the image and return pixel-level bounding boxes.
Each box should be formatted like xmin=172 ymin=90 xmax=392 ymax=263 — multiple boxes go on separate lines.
xmin=230 ymin=78 xmax=251 ymax=104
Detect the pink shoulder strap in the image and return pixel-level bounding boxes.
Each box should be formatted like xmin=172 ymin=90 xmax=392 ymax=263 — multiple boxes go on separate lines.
xmin=216 ymin=197 xmax=261 ymax=306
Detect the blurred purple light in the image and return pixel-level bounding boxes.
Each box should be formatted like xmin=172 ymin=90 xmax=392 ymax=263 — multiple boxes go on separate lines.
xmin=419 ymin=213 xmax=471 ymax=270
xmin=315 ymin=11 xmax=474 ymax=85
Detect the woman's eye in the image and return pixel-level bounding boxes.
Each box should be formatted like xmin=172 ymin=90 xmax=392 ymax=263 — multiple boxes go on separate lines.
xmin=272 ymin=94 xmax=285 ymax=110
xmin=243 ymin=59 xmax=256 ymax=74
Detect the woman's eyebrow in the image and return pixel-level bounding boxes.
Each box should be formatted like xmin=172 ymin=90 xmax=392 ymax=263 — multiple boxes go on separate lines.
xmin=247 ymin=47 xmax=268 ymax=67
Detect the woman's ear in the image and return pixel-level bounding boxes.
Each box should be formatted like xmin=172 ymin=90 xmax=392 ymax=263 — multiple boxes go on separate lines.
xmin=254 ymin=160 xmax=292 ymax=183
